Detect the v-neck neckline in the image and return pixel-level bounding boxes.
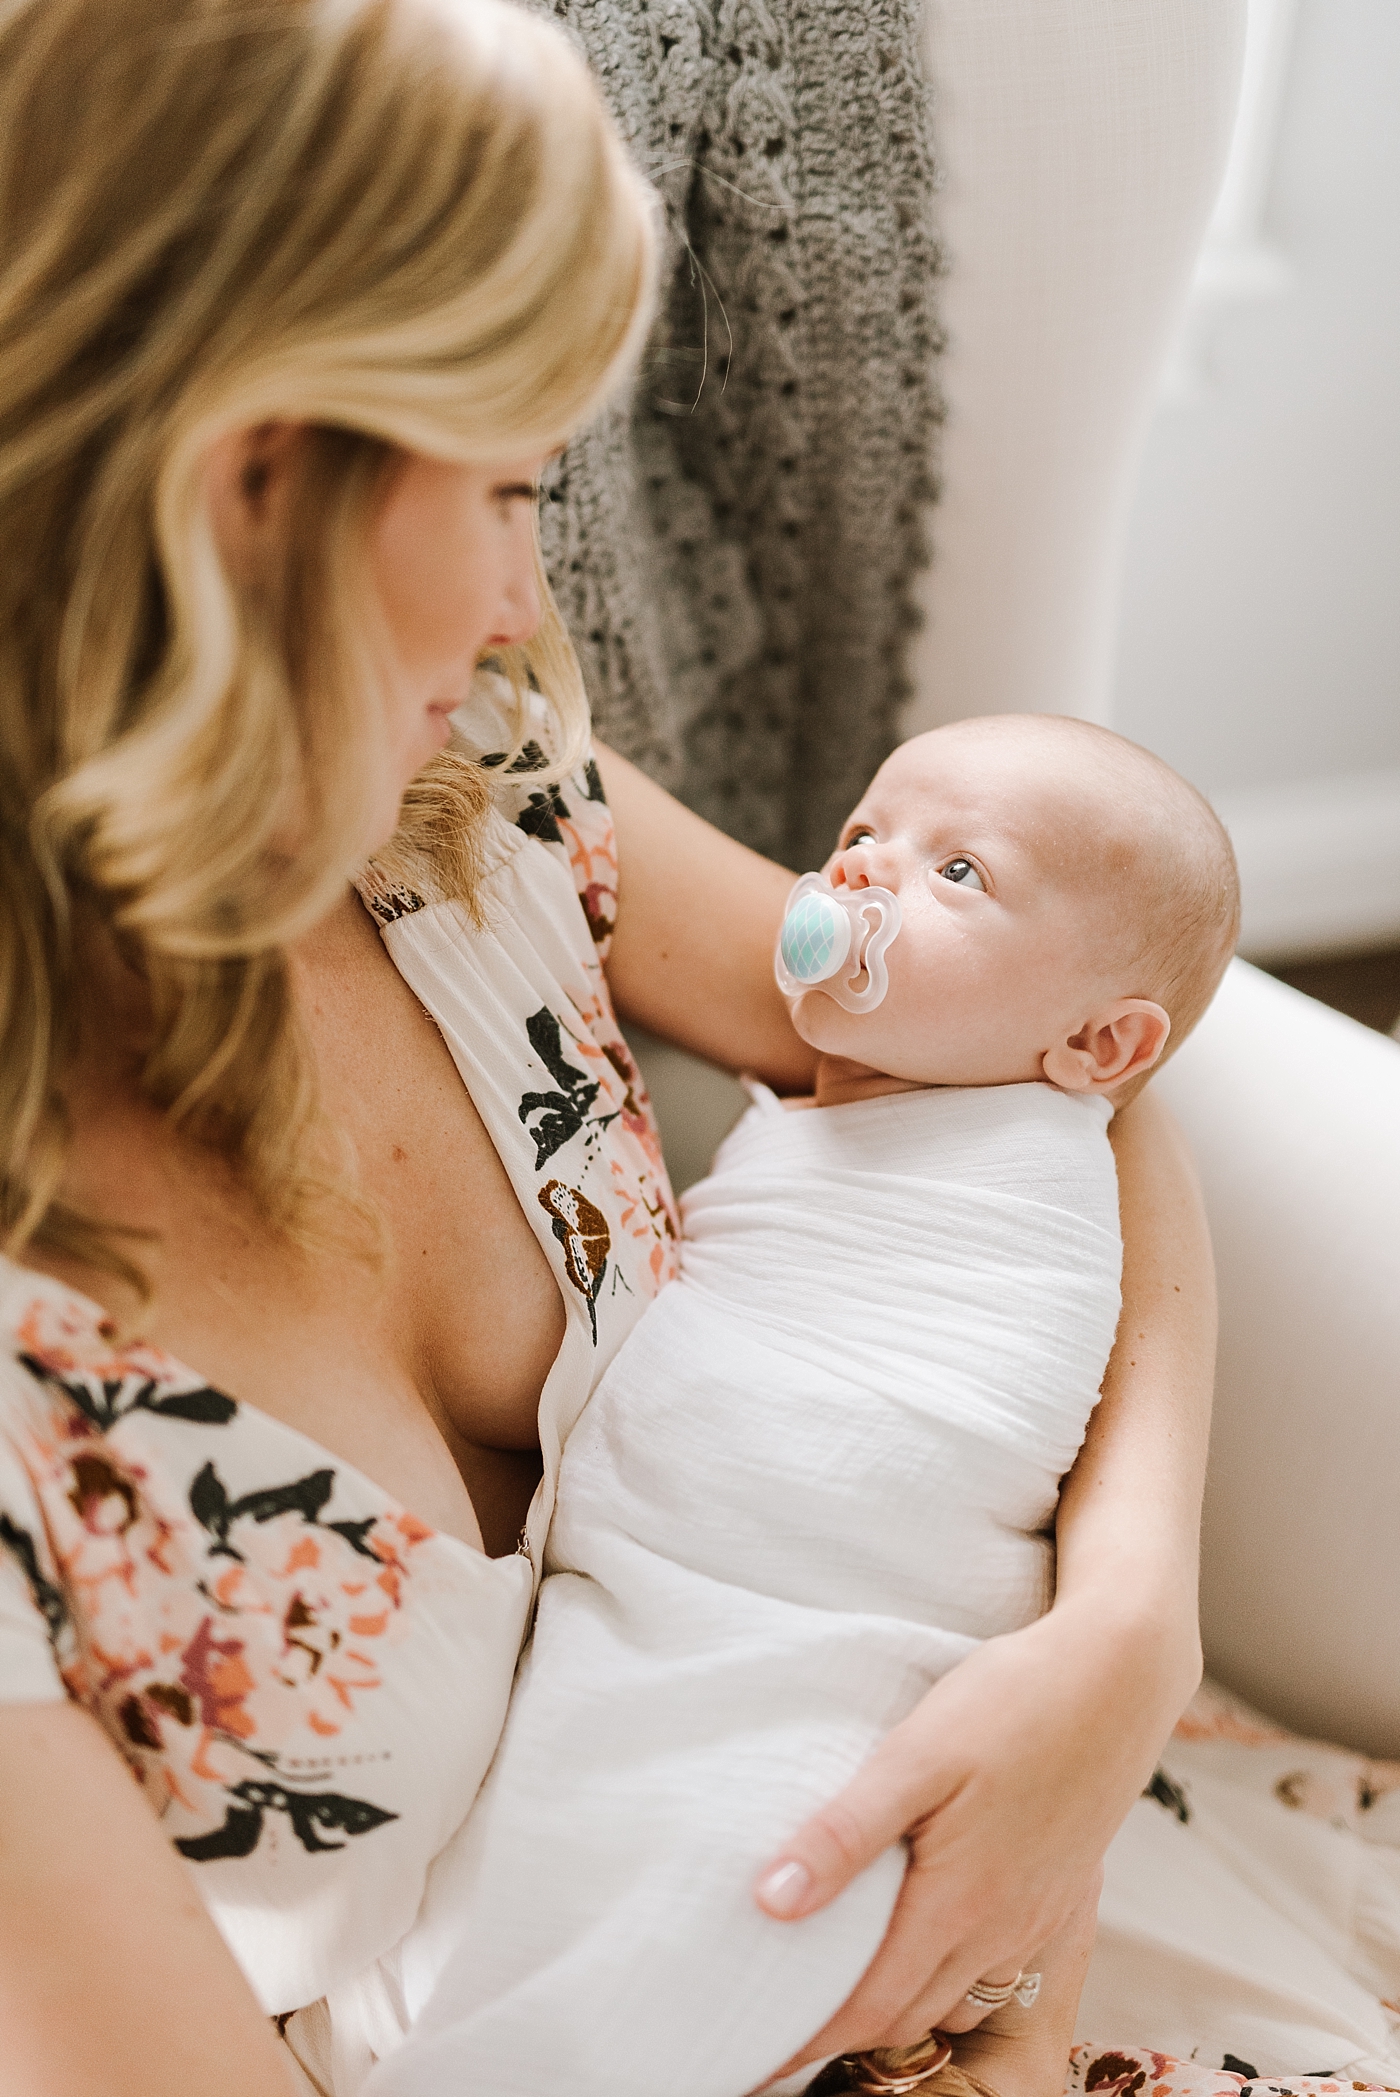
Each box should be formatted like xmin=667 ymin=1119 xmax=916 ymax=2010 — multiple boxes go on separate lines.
xmin=0 ymin=1256 xmax=529 ymax=1584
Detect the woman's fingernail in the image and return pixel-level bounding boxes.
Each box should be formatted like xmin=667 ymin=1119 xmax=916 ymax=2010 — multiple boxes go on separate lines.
xmin=757 ymin=1860 xmax=813 ymax=1915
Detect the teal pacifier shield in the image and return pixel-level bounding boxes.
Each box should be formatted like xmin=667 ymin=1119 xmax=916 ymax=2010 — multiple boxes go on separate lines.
xmin=780 ymin=891 xmax=848 ymax=983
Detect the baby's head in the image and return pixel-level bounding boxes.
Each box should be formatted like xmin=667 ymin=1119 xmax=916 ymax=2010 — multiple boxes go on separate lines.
xmin=786 ymin=715 xmax=1240 ymax=1104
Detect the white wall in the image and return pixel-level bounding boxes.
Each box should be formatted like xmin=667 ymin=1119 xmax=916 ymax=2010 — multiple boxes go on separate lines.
xmin=1112 ymin=0 xmax=1400 ymax=958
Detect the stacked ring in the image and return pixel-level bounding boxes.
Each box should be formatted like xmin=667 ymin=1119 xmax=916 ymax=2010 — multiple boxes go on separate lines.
xmin=963 ymin=1969 xmax=1041 ymax=2011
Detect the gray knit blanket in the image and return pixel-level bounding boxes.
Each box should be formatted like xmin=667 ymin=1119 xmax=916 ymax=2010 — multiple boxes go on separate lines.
xmin=533 ymin=0 xmax=944 ymax=866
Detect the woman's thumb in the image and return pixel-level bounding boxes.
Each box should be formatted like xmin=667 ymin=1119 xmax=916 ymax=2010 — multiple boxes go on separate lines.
xmin=753 ymin=1744 xmax=924 ymax=1920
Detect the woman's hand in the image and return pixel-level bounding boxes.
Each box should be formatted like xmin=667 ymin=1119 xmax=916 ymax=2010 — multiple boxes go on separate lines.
xmin=758 ymin=1088 xmax=1215 ymax=2069
xmin=757 ymin=1595 xmax=1194 ymax=2070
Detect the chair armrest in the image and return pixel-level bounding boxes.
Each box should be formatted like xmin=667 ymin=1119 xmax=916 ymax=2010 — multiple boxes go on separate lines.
xmin=1157 ymin=959 xmax=1400 ymax=1759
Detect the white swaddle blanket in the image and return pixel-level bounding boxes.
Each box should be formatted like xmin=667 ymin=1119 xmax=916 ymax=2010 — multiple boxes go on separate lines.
xmin=371 ymin=1081 xmax=1123 ymax=2097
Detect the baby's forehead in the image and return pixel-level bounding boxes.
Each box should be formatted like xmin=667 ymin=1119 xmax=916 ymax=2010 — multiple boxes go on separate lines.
xmin=863 ymin=731 xmax=1118 ymax=853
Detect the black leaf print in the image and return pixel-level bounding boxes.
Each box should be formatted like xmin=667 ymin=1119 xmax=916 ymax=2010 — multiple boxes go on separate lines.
xmin=189 ymin=1462 xmax=337 ymax=1563
xmin=175 ymin=1779 xmax=398 ymax=1863
xmin=481 ymin=740 xmax=549 ymax=775
xmin=517 ymin=1088 xmax=588 ymax=1169
xmin=518 ymin=1007 xmax=600 ymax=1170
xmin=176 ymin=1802 xmax=267 ymax=1862
xmin=149 ymin=1387 xmax=239 ymax=1425
xmin=526 ymin=1007 xmax=599 ymax=1100
xmin=0 ymin=1512 xmax=69 ymax=1646
xmin=282 ymin=1789 xmax=399 ymax=1853
xmin=188 ymin=1461 xmax=231 ymax=1542
xmin=581 ymin=758 xmax=607 ymax=804
xmin=324 ymin=1516 xmax=382 ymax=1562
xmin=517 ymin=790 xmax=568 ymax=844
xmin=19 ymin=1355 xmax=236 ymax=1433
xmin=1143 ymin=1766 xmax=1190 ymax=1823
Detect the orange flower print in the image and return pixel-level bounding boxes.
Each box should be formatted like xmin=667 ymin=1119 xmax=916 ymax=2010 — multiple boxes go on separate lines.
xmin=181 ymin=1617 xmax=257 ymax=1740
xmin=4 ymin=1286 xmax=429 ymax=1864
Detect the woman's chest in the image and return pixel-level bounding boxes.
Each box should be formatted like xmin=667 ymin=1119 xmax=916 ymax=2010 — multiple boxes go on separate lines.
xmin=58 ymin=916 xmax=568 ymax=1550
xmin=303 ymin=927 xmax=569 ymax=1461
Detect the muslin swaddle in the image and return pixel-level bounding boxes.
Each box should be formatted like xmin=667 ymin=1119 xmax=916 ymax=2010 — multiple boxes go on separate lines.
xmin=371 ymin=1081 xmax=1122 ymax=2097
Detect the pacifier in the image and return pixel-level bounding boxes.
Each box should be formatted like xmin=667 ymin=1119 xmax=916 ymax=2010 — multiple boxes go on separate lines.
xmin=774 ymin=872 xmax=902 ymax=1014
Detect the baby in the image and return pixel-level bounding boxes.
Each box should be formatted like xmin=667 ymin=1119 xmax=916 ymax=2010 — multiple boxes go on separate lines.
xmin=368 ymin=715 xmax=1240 ymax=2097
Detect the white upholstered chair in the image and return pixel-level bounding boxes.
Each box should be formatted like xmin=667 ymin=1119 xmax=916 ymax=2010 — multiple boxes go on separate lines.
xmin=910 ymin=0 xmax=1400 ymax=1762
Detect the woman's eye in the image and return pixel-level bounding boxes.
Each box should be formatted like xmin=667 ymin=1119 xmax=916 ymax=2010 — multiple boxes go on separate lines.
xmin=935 ymin=857 xmax=985 ymax=891
xmin=493 ymin=482 xmax=538 ymax=517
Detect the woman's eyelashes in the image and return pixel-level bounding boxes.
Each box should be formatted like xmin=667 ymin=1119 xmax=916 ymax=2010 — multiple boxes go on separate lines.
xmin=492 ymin=481 xmax=538 ymax=515
xmin=932 ymin=856 xmax=986 ymax=892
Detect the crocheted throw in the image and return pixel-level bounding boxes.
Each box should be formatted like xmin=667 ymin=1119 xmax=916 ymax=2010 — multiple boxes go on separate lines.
xmin=534 ymin=0 xmax=944 ymax=865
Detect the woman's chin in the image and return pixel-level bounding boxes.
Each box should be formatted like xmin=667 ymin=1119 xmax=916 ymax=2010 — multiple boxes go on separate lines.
xmin=363 ymin=782 xmax=418 ymax=858
xmin=367 ymin=742 xmax=448 ymax=855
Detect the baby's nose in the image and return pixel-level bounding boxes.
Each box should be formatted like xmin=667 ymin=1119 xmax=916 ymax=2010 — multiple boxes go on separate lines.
xmin=830 ymin=843 xmax=884 ymax=891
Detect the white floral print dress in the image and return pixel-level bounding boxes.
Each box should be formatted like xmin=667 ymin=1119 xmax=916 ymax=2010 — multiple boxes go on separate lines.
xmin=0 ymin=723 xmax=679 ymax=2058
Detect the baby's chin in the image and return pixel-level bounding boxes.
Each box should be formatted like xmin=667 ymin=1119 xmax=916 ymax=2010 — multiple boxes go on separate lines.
xmin=790 ymin=990 xmax=898 ymax=1072
xmin=789 ymin=988 xmax=851 ymax=1052
xmin=790 ymin=989 xmax=958 ymax=1090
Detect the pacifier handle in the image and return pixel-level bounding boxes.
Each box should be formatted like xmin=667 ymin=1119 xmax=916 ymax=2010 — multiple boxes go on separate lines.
xmin=775 ymin=873 xmax=902 ymax=1014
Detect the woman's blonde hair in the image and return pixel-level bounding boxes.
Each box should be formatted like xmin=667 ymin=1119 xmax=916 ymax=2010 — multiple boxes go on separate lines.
xmin=0 ymin=0 xmax=655 ymax=1283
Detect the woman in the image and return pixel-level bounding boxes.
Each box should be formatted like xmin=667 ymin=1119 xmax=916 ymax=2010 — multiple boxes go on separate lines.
xmin=0 ymin=3 xmax=1212 ymax=2092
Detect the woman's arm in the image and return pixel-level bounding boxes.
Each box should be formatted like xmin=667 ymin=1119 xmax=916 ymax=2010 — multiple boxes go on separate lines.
xmin=0 ymin=1700 xmax=300 ymax=2097
xmin=594 ymin=742 xmax=815 ymax=1092
xmin=758 ymin=1088 xmax=1215 ymax=2064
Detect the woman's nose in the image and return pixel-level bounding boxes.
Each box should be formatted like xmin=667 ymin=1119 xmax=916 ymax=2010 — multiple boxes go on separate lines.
xmin=488 ymin=543 xmax=543 ymax=651
xmin=489 ymin=583 xmax=540 ymax=650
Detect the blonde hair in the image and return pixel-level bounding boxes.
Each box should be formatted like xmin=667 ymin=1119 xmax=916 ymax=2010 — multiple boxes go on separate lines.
xmin=0 ymin=0 xmax=656 ymax=1281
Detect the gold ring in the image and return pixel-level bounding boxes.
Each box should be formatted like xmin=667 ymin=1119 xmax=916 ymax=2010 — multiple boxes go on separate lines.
xmin=838 ymin=2032 xmax=954 ymax=2094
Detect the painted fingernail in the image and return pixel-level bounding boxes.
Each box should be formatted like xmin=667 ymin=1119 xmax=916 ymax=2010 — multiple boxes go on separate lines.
xmin=756 ymin=1860 xmax=813 ymax=1915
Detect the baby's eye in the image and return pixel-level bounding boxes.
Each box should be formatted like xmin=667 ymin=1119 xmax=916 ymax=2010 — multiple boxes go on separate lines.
xmin=934 ymin=857 xmax=985 ymax=891
xmin=843 ymin=825 xmax=876 ymax=848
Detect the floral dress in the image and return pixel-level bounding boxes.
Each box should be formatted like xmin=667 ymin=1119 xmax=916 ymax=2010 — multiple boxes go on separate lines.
xmin=0 ymin=724 xmax=679 ymax=2066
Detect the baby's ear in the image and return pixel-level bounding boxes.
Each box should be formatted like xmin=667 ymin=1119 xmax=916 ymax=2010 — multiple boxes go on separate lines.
xmin=1042 ymin=1000 xmax=1171 ymax=1096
